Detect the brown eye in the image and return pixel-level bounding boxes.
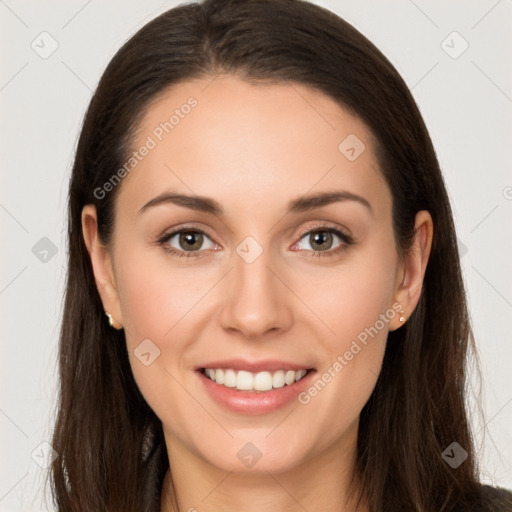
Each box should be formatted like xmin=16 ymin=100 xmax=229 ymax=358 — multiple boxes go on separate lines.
xmin=291 ymin=225 xmax=355 ymax=258
xmin=295 ymin=227 xmax=351 ymax=255
xmin=308 ymin=231 xmax=334 ymax=251
xmin=178 ymin=231 xmax=204 ymax=251
xmin=160 ymin=229 xmax=216 ymax=256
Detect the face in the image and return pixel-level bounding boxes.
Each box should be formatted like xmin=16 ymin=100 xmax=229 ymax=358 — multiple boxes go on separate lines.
xmin=84 ymin=75 xmax=424 ymax=476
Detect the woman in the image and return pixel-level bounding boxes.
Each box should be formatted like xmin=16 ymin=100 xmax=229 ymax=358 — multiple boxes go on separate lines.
xmin=48 ymin=0 xmax=512 ymax=510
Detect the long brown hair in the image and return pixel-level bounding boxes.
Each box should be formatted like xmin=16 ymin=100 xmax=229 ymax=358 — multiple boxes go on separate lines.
xmin=48 ymin=0 xmax=493 ymax=510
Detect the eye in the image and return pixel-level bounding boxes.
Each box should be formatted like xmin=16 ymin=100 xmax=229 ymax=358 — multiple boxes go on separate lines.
xmin=157 ymin=224 xmax=354 ymax=259
xmin=293 ymin=226 xmax=353 ymax=257
xmin=158 ymin=228 xmax=216 ymax=258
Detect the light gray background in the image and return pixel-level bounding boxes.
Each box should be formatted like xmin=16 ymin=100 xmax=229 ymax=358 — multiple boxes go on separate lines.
xmin=1 ymin=0 xmax=511 ymax=510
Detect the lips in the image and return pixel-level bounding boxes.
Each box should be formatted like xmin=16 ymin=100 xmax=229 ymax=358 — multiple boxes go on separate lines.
xmin=195 ymin=358 xmax=316 ymax=414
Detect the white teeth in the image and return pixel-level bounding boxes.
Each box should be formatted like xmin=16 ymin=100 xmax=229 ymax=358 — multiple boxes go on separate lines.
xmin=254 ymin=371 xmax=273 ymax=391
xmin=295 ymin=369 xmax=307 ymax=381
xmin=272 ymin=370 xmax=285 ymax=388
xmin=285 ymin=370 xmax=296 ymax=385
xmin=237 ymin=370 xmax=254 ymax=390
xmin=224 ymin=369 xmax=237 ymax=387
xmin=203 ymin=368 xmax=309 ymax=391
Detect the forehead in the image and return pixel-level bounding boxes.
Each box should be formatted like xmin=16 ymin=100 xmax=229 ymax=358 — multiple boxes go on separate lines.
xmin=117 ymin=74 xmax=390 ymax=220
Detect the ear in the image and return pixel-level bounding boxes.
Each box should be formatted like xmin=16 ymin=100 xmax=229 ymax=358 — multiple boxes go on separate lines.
xmin=389 ymin=210 xmax=433 ymax=331
xmin=81 ymin=204 xmax=123 ymax=329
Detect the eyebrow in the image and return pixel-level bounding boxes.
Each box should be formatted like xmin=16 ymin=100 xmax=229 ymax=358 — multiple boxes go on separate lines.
xmin=138 ymin=190 xmax=373 ymax=216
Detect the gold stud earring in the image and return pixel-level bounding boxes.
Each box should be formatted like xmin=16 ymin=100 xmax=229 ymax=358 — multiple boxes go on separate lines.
xmin=105 ymin=311 xmax=123 ymax=330
xmin=399 ymin=306 xmax=406 ymax=324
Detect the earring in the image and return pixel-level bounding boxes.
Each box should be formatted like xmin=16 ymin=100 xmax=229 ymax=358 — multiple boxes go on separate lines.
xmin=398 ymin=305 xmax=406 ymax=324
xmin=105 ymin=311 xmax=123 ymax=330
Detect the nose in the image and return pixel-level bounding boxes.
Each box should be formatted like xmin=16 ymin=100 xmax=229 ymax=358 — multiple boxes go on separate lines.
xmin=219 ymin=245 xmax=293 ymax=340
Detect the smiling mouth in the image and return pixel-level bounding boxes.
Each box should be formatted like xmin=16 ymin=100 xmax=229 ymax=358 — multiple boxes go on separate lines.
xmin=200 ymin=367 xmax=313 ymax=392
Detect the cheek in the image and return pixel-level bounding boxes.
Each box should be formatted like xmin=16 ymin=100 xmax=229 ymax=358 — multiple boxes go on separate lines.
xmin=299 ymin=238 xmax=398 ymax=345
xmin=114 ymin=245 xmax=217 ymax=405
xmin=294 ymin=239 xmax=397 ymax=423
xmin=116 ymin=245 xmax=205 ymax=346
xmin=115 ymin=250 xmax=203 ymax=437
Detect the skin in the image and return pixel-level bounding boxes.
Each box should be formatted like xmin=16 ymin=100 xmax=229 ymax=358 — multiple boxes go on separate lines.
xmin=82 ymin=75 xmax=433 ymax=512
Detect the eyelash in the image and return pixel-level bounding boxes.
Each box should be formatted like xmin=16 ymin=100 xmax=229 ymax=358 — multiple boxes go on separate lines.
xmin=157 ymin=224 xmax=354 ymax=259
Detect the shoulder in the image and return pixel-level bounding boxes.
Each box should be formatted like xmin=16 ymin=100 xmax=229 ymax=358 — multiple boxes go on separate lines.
xmin=478 ymin=484 xmax=512 ymax=511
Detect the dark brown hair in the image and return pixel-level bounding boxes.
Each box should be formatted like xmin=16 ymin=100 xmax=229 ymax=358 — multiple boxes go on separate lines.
xmin=48 ymin=0 xmax=506 ymax=510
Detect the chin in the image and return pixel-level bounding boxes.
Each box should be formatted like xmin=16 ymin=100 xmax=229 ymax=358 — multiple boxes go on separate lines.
xmin=190 ymin=430 xmax=314 ymax=475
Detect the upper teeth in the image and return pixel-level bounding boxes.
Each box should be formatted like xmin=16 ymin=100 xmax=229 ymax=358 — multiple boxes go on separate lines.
xmin=204 ymin=368 xmax=308 ymax=391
